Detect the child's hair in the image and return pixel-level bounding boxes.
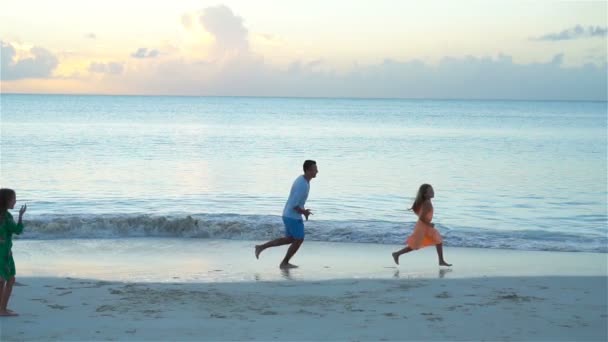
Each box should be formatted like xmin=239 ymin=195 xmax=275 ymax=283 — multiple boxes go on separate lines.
xmin=0 ymin=188 xmax=16 ymax=219
xmin=409 ymin=184 xmax=432 ymax=213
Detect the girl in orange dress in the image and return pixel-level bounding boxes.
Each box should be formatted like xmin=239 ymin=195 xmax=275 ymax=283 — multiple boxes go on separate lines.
xmin=392 ymin=184 xmax=451 ymax=266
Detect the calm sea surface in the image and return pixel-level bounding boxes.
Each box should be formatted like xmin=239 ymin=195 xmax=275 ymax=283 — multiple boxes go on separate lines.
xmin=1 ymin=94 xmax=606 ymax=252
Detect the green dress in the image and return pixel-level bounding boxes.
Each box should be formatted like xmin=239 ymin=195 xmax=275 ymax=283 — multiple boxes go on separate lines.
xmin=0 ymin=212 xmax=24 ymax=280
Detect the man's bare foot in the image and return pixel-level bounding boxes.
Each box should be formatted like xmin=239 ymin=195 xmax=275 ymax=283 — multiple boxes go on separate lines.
xmin=439 ymin=261 xmax=452 ymax=267
xmin=279 ymin=263 xmax=298 ymax=269
xmin=255 ymin=245 xmax=262 ymax=259
xmin=392 ymin=252 xmax=400 ymax=265
xmin=0 ymin=310 xmax=18 ymax=317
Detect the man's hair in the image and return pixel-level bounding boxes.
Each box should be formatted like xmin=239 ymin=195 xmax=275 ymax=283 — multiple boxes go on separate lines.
xmin=303 ymin=160 xmax=316 ymax=172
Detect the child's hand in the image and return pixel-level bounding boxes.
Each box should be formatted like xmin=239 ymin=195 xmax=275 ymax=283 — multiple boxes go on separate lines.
xmin=19 ymin=204 xmax=27 ymax=217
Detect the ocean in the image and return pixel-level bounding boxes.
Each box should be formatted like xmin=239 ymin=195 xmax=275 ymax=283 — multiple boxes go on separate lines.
xmin=1 ymin=94 xmax=606 ymax=252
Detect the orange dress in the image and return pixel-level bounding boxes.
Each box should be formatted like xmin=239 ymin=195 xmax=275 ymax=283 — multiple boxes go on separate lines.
xmin=406 ymin=205 xmax=443 ymax=250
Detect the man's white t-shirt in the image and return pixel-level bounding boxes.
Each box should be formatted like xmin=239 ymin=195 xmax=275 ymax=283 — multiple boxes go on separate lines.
xmin=282 ymin=175 xmax=310 ymax=219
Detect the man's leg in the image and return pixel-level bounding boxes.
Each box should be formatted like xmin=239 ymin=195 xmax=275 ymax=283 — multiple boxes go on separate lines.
xmin=280 ymin=239 xmax=303 ymax=268
xmin=255 ymin=237 xmax=295 ymax=259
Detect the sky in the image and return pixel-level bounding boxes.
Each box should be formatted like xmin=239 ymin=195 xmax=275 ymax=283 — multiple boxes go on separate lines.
xmin=1 ymin=0 xmax=606 ymax=100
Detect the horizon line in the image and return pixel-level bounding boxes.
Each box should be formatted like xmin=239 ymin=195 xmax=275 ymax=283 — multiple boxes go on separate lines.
xmin=1 ymin=92 xmax=606 ymax=103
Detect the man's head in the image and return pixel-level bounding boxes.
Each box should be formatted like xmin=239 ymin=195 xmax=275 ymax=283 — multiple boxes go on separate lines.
xmin=303 ymin=160 xmax=318 ymax=179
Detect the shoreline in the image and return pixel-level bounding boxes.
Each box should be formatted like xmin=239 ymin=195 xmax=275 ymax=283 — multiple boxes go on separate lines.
xmin=13 ymin=238 xmax=608 ymax=283
xmin=2 ymin=239 xmax=606 ymax=340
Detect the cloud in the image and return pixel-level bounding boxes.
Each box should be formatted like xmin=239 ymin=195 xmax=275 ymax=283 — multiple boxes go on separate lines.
xmin=5 ymin=6 xmax=605 ymax=101
xmin=117 ymin=51 xmax=606 ymax=101
xmin=154 ymin=7 xmax=606 ymax=101
xmin=181 ymin=13 xmax=194 ymax=30
xmin=94 ymin=6 xmax=604 ymax=101
xmin=532 ymin=25 xmax=608 ymax=41
xmin=199 ymin=5 xmax=248 ymax=48
xmin=131 ymin=48 xmax=159 ymax=59
xmin=89 ymin=62 xmax=124 ymax=75
xmin=187 ymin=5 xmax=249 ymax=57
xmin=1 ymin=40 xmax=59 ymax=80
xmin=85 ymin=33 xmax=97 ymax=40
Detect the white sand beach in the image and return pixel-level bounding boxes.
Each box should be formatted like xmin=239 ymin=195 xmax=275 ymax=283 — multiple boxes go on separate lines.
xmin=1 ymin=239 xmax=606 ymax=341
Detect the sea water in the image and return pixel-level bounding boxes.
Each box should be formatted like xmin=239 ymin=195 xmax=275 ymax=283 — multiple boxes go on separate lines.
xmin=1 ymin=94 xmax=606 ymax=252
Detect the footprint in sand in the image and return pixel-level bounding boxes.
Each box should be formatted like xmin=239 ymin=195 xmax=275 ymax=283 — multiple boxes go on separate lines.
xmin=421 ymin=312 xmax=443 ymax=321
xmin=446 ymin=305 xmax=463 ymax=311
xmin=94 ymin=281 xmax=112 ymax=287
xmin=96 ymin=305 xmax=116 ymax=312
xmin=434 ymin=291 xmax=451 ymax=299
xmin=495 ymin=292 xmax=542 ymax=303
xmin=31 ymin=298 xmax=49 ymax=303
xmin=261 ymin=310 xmax=278 ymax=315
xmin=48 ymin=304 xmax=68 ymax=310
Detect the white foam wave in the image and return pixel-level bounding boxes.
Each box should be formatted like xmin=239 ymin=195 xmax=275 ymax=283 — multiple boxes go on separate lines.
xmin=18 ymin=214 xmax=607 ymax=253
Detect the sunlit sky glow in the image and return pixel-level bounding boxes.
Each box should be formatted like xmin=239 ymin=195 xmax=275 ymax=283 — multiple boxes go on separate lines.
xmin=1 ymin=0 xmax=606 ymax=100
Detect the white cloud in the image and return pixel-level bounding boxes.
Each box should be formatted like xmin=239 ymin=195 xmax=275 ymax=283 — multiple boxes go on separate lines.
xmin=180 ymin=5 xmax=250 ymax=60
xmin=116 ymin=51 xmax=606 ymax=101
xmin=532 ymin=25 xmax=608 ymax=41
xmin=131 ymin=48 xmax=160 ymax=59
xmin=4 ymin=6 xmax=606 ymax=101
xmin=89 ymin=62 xmax=124 ymax=75
xmin=117 ymin=6 xmax=607 ymax=101
xmin=1 ymin=40 xmax=59 ymax=80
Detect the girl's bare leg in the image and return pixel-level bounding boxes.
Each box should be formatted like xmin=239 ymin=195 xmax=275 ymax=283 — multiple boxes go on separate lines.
xmin=435 ymin=244 xmax=452 ymax=266
xmin=392 ymin=246 xmax=413 ymax=265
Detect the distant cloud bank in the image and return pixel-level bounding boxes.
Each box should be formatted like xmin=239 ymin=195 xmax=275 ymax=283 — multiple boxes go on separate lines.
xmin=532 ymin=25 xmax=607 ymax=41
xmin=1 ymin=8 xmax=606 ymax=101
xmin=1 ymin=40 xmax=59 ymax=80
xmin=128 ymin=8 xmax=606 ymax=101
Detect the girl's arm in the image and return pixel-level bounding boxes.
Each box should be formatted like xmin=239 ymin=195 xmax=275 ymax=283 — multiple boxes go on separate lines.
xmin=5 ymin=213 xmax=24 ymax=235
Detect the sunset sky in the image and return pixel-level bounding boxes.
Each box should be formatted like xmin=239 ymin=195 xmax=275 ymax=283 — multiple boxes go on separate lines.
xmin=1 ymin=0 xmax=606 ymax=100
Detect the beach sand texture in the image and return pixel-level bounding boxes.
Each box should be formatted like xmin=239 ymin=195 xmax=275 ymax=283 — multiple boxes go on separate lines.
xmin=0 ymin=239 xmax=606 ymax=341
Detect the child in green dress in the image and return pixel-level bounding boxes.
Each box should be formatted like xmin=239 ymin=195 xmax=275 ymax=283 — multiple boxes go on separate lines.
xmin=0 ymin=188 xmax=27 ymax=317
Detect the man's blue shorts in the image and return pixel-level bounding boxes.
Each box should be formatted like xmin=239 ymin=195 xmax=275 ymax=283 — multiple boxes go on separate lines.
xmin=282 ymin=216 xmax=305 ymax=239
